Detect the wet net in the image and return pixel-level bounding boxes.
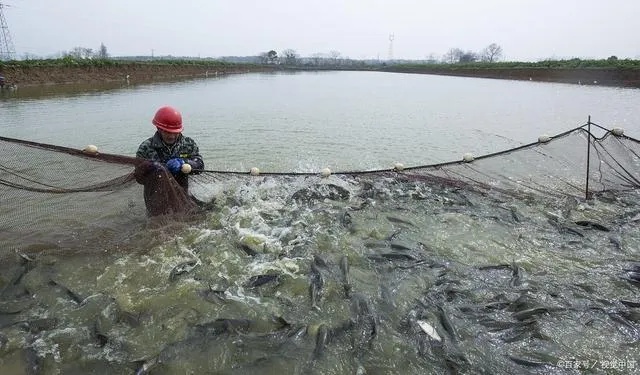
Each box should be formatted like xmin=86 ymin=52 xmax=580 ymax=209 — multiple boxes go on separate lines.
xmin=1 ymin=120 xmax=639 ymax=257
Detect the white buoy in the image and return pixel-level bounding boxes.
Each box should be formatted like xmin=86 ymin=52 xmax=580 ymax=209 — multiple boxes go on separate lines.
xmin=83 ymin=144 xmax=98 ymax=155
xmin=538 ymin=134 xmax=552 ymax=143
xmin=320 ymin=167 xmax=331 ymax=178
xmin=611 ymin=127 xmax=624 ymax=136
xmin=393 ymin=162 xmax=405 ymax=171
xmin=250 ymin=167 xmax=260 ymax=176
xmin=462 ymin=153 xmax=474 ymax=162
xmin=181 ymin=163 xmax=192 ymax=174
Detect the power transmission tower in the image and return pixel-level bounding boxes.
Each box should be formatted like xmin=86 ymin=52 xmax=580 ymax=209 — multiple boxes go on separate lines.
xmin=0 ymin=3 xmax=15 ymax=60
xmin=388 ymin=33 xmax=394 ymax=61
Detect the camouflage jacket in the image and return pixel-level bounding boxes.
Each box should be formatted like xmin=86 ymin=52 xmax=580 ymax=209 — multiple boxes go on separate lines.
xmin=135 ymin=132 xmax=204 ymax=192
xmin=136 ymin=131 xmax=204 ymax=166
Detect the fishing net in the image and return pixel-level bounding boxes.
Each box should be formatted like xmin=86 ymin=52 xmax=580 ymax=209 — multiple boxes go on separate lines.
xmin=1 ymin=121 xmax=639 ymax=258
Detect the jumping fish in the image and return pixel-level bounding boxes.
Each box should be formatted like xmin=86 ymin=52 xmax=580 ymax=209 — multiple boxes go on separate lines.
xmin=341 ymin=210 xmax=353 ymax=228
xmin=244 ymin=274 xmax=279 ymax=288
xmin=48 ymin=279 xmax=84 ymax=304
xmin=14 ymin=317 xmax=58 ymax=334
xmin=169 ymin=259 xmax=198 ymax=281
xmin=512 ymin=307 xmax=554 ymax=321
xmin=437 ymin=305 xmax=458 ymax=342
xmin=312 ymin=324 xmax=330 ymax=360
xmin=386 ymin=215 xmax=417 ymax=227
xmin=193 ymin=318 xmax=253 ymax=336
xmin=339 ymin=255 xmax=351 ymax=298
xmin=198 ymin=287 xmax=227 ymax=303
xmin=350 ymin=293 xmax=377 ymax=353
xmin=510 ymin=262 xmax=523 ymax=287
xmin=574 ymin=220 xmax=610 ymax=232
xmin=309 ymin=261 xmax=324 ymax=310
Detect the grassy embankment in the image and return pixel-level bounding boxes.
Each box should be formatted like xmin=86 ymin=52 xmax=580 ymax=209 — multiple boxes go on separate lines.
xmin=0 ymin=57 xmax=271 ymax=87
xmin=1 ymin=57 xmax=640 ymax=88
xmin=381 ymin=59 xmax=640 ymax=88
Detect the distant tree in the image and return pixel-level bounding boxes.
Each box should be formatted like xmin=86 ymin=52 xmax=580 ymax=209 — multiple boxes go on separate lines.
xmin=67 ymin=47 xmax=94 ymax=59
xmin=258 ymin=52 xmax=269 ymax=64
xmin=267 ymin=50 xmax=278 ymax=64
xmin=480 ymin=43 xmax=503 ymax=62
xmin=282 ymin=49 xmax=298 ymax=65
xmin=443 ymin=48 xmax=464 ymax=63
xmin=425 ymin=53 xmax=439 ymax=63
xmin=97 ymin=43 xmax=109 ymax=59
xmin=310 ymin=52 xmax=325 ymax=66
xmin=459 ymin=50 xmax=478 ymax=63
xmin=607 ymin=55 xmax=618 ymax=61
xmin=329 ymin=50 xmax=341 ymax=65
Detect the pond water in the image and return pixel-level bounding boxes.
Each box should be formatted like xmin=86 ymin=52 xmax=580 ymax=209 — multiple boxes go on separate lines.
xmin=0 ymin=71 xmax=639 ymax=374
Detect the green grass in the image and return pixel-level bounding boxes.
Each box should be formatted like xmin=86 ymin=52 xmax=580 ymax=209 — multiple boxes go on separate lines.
xmin=387 ymin=58 xmax=640 ymax=70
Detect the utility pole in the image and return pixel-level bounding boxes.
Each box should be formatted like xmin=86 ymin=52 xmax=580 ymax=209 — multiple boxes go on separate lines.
xmin=0 ymin=3 xmax=15 ymax=60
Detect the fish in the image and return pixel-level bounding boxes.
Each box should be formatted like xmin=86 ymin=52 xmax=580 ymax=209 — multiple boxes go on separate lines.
xmin=239 ymin=243 xmax=258 ymax=257
xmin=133 ymin=356 xmax=158 ymax=375
xmin=509 ymin=206 xmax=523 ymax=223
xmin=386 ymin=215 xmax=417 ymax=227
xmin=24 ymin=343 xmax=41 ymax=375
xmin=309 ymin=261 xmax=324 ymax=310
xmin=244 ymin=274 xmax=280 ymax=288
xmin=193 ymin=318 xmax=253 ymax=336
xmin=388 ymin=242 xmax=414 ymax=251
xmin=339 ymin=255 xmax=351 ymax=298
xmin=437 ymin=305 xmax=458 ymax=342
xmin=0 ymin=258 xmax=36 ymax=299
xmin=14 ymin=317 xmax=58 ymax=334
xmin=546 ymin=218 xmax=585 ymax=237
xmin=48 ymin=279 xmax=84 ymax=304
xmin=350 ymin=293 xmax=377 ymax=353
xmin=341 ymin=210 xmax=353 ymax=228
xmin=478 ymin=264 xmax=512 ymax=271
xmin=312 ymin=324 xmax=330 ymax=360
xmin=512 ymin=307 xmax=554 ymax=321
xmin=198 ymin=286 xmax=227 ymax=303
xmin=609 ymin=236 xmax=623 ymax=251
xmin=508 ymin=355 xmax=549 ymax=367
xmin=291 ymin=183 xmax=350 ymax=202
xmin=574 ymin=220 xmax=610 ymax=231
xmin=478 ymin=318 xmax=536 ymax=331
xmin=416 ymin=320 xmax=442 ymax=342
xmin=93 ymin=319 xmax=109 ymax=347
xmin=386 ymin=229 xmax=403 ymax=241
xmin=169 ymin=259 xmax=198 ymax=281
xmin=620 ymin=300 xmax=640 ymax=308
xmin=368 ymin=252 xmax=419 ymax=262
xmin=509 ymin=262 xmax=523 ymax=287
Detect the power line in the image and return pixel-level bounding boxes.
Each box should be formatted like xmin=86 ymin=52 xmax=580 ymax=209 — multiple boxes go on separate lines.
xmin=0 ymin=3 xmax=15 ymax=60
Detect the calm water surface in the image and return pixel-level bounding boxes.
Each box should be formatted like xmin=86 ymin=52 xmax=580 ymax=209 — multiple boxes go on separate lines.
xmin=1 ymin=71 xmax=639 ymax=171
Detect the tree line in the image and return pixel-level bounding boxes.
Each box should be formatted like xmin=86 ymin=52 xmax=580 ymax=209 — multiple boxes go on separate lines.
xmin=255 ymin=43 xmax=504 ymax=66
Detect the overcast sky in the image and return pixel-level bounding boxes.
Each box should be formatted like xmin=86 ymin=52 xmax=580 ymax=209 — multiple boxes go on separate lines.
xmin=5 ymin=0 xmax=639 ymax=61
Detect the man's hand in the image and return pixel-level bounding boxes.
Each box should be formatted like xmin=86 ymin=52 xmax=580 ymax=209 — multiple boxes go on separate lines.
xmin=166 ymin=158 xmax=185 ymax=174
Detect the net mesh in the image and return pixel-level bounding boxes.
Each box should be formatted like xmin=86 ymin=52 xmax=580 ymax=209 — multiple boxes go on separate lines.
xmin=1 ymin=121 xmax=639 ymax=258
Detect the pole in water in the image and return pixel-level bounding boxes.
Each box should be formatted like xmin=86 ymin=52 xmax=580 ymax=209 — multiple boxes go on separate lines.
xmin=585 ymin=115 xmax=592 ymax=200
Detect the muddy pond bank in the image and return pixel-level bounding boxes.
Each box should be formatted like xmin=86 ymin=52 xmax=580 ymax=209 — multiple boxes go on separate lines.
xmin=1 ymin=60 xmax=639 ymax=90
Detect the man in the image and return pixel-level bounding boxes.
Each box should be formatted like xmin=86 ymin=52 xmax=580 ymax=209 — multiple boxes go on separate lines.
xmin=134 ymin=105 xmax=204 ymax=216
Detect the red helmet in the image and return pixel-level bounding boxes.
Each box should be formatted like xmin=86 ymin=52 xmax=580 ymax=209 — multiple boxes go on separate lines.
xmin=152 ymin=106 xmax=183 ymax=133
